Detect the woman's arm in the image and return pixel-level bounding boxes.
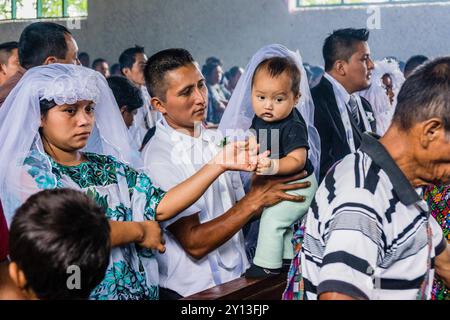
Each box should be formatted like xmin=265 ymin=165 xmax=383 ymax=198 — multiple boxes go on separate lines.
xmin=109 ymin=220 xmax=165 ymax=252
xmin=155 ymin=140 xmax=266 ymax=221
xmin=257 ymin=148 xmax=307 ymax=176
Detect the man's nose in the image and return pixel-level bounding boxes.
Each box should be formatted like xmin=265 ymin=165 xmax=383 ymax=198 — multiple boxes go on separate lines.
xmin=194 ymin=87 xmax=206 ymax=104
xmin=367 ymin=58 xmax=375 ymax=70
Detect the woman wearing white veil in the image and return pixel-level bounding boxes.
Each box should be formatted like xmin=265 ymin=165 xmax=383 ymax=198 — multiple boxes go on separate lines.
xmin=0 ymin=64 xmax=260 ymax=299
xmin=219 ymin=44 xmax=321 ymax=276
xmin=359 ymin=58 xmax=405 ymax=135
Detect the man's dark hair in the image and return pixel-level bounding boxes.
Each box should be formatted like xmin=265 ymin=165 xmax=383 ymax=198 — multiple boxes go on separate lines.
xmin=107 ymin=76 xmax=143 ymax=112
xmin=144 ymin=48 xmax=195 ymax=101
xmin=110 ymin=63 xmax=121 ymax=76
xmin=226 ymin=66 xmax=242 ymax=79
xmin=323 ymin=28 xmax=370 ymax=72
xmin=206 ymin=56 xmax=223 ymax=66
xmin=19 ymin=22 xmax=72 ymax=70
xmin=78 ymin=52 xmax=90 ymax=67
xmin=92 ymin=58 xmax=108 ymax=70
xmin=0 ymin=41 xmax=18 ymax=65
xmin=404 ymin=55 xmax=429 ymax=78
xmin=252 ymin=57 xmax=301 ymax=97
xmin=9 ymin=188 xmax=110 ymax=300
xmin=392 ymin=57 xmax=450 ymax=131
xmin=202 ymin=62 xmax=221 ymax=81
xmin=119 ymin=45 xmax=145 ymax=73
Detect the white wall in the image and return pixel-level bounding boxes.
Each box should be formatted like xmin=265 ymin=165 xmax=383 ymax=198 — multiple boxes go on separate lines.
xmin=0 ymin=0 xmax=449 ymax=69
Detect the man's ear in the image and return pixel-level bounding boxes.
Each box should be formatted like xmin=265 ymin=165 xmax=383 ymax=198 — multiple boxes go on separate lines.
xmin=42 ymin=56 xmax=58 ymax=65
xmin=122 ymin=67 xmax=131 ymax=77
xmin=420 ymin=118 xmax=443 ymax=148
xmin=0 ymin=63 xmax=6 ymax=75
xmin=335 ymin=60 xmax=346 ymax=77
xmin=8 ymin=262 xmax=27 ymax=291
xmin=294 ymin=93 xmax=301 ymax=106
xmin=151 ymin=97 xmax=167 ymax=115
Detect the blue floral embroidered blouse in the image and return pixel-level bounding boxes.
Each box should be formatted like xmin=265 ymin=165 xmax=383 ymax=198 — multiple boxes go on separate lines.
xmin=24 ymin=151 xmax=166 ymax=300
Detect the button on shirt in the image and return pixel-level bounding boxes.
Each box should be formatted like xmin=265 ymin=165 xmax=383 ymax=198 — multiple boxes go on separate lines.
xmin=301 ymin=133 xmax=447 ymax=300
xmin=142 ymin=119 xmax=249 ymax=297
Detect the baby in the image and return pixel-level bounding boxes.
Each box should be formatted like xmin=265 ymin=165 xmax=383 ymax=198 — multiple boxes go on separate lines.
xmin=246 ymin=56 xmax=318 ymax=277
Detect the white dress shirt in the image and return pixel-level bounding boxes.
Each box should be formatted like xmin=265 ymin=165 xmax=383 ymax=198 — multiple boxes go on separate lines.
xmin=324 ymin=73 xmax=372 ymax=152
xmin=142 ymin=119 xmax=249 ymax=297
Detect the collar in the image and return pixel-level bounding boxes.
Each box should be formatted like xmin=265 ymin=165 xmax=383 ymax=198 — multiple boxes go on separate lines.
xmin=158 ymin=118 xmax=220 ymax=150
xmin=359 ymin=132 xmax=421 ymax=206
xmin=324 ymin=72 xmax=352 ymax=105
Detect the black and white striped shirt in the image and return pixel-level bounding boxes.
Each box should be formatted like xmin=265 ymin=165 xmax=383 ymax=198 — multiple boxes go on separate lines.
xmin=301 ymin=133 xmax=447 ymax=300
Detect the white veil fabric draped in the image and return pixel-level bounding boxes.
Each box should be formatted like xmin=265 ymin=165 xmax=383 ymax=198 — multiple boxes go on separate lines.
xmin=0 ymin=63 xmax=142 ymax=224
xmin=359 ymin=59 xmax=405 ymax=135
xmin=218 ymin=44 xmax=321 ymax=181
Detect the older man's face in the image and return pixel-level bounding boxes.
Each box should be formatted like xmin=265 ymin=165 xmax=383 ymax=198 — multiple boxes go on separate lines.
xmin=158 ymin=63 xmax=208 ymax=131
xmin=418 ymin=124 xmax=450 ymax=184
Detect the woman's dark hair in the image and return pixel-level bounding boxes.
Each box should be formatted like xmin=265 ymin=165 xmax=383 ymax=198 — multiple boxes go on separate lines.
xmin=39 ymin=99 xmax=57 ymax=115
xmin=9 ymin=188 xmax=110 ymax=300
xmin=107 ymin=76 xmax=143 ymax=112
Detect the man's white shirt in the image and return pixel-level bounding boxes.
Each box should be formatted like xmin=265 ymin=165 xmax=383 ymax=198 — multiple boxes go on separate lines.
xmin=142 ymin=119 xmax=249 ymax=296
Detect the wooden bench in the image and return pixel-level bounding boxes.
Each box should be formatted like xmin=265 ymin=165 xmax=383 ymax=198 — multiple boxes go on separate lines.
xmin=182 ymin=273 xmax=287 ymax=300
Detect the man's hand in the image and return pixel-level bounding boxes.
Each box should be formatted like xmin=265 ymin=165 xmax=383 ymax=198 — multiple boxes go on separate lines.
xmin=136 ymin=221 xmax=166 ymax=253
xmin=246 ymin=170 xmax=311 ymax=215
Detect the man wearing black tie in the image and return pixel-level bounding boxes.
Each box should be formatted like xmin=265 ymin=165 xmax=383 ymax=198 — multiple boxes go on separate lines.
xmin=313 ymin=28 xmax=377 ymax=182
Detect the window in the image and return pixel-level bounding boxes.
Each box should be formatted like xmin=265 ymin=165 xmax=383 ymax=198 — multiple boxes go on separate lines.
xmin=297 ymin=0 xmax=450 ymax=8
xmin=0 ymin=0 xmax=87 ymax=21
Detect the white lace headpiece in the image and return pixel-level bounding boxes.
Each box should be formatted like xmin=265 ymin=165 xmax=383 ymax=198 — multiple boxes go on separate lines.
xmin=0 ymin=63 xmax=142 ymax=224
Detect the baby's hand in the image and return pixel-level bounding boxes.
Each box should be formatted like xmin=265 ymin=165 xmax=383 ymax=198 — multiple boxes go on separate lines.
xmin=256 ymin=156 xmax=276 ymax=175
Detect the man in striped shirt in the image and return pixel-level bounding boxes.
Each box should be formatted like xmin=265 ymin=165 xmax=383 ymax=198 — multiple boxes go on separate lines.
xmin=301 ymin=57 xmax=450 ymax=300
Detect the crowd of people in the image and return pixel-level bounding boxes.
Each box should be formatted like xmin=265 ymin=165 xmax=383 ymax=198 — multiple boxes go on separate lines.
xmin=0 ymin=21 xmax=449 ymax=301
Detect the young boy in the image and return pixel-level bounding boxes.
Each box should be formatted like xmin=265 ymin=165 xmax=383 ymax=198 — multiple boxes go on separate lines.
xmin=246 ymin=57 xmax=318 ymax=277
xmin=3 ymin=189 xmax=110 ymax=299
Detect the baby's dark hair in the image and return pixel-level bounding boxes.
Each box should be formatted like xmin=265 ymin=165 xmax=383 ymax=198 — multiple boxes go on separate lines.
xmin=252 ymin=57 xmax=301 ymax=96
xmin=9 ymin=188 xmax=110 ymax=300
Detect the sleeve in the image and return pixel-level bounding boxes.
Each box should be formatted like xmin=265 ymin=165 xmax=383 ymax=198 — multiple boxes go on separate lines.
xmin=430 ymin=215 xmax=447 ymax=257
xmin=282 ymin=120 xmax=310 ymax=156
xmin=131 ymin=170 xmax=167 ymax=222
xmin=143 ymin=162 xmax=202 ymax=229
xmin=317 ymin=191 xmax=383 ymax=300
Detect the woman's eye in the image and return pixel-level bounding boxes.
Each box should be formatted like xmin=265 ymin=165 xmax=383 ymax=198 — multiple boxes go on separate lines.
xmin=257 ymin=96 xmax=265 ymax=101
xmin=86 ymin=106 xmax=95 ymax=113
xmin=65 ymin=108 xmax=76 ymax=114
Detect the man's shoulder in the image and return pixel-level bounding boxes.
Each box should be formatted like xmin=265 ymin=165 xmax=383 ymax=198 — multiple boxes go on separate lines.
xmin=318 ymin=151 xmax=389 ymax=205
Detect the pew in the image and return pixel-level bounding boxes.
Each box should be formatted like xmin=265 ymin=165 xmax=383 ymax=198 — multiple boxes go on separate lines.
xmin=182 ymin=273 xmax=287 ymax=300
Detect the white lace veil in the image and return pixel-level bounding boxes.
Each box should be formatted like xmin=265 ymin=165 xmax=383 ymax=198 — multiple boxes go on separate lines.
xmin=0 ymin=63 xmax=142 ymax=224
xmin=359 ymin=59 xmax=405 ymax=135
xmin=218 ymin=44 xmax=321 ymax=180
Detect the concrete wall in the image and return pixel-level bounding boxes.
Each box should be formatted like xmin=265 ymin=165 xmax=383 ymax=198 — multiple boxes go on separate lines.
xmin=0 ymin=0 xmax=449 ymax=69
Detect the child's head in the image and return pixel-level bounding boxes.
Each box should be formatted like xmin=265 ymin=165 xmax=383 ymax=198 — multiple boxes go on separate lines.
xmin=8 ymin=189 xmax=110 ymax=300
xmin=251 ymin=57 xmax=301 ymax=122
